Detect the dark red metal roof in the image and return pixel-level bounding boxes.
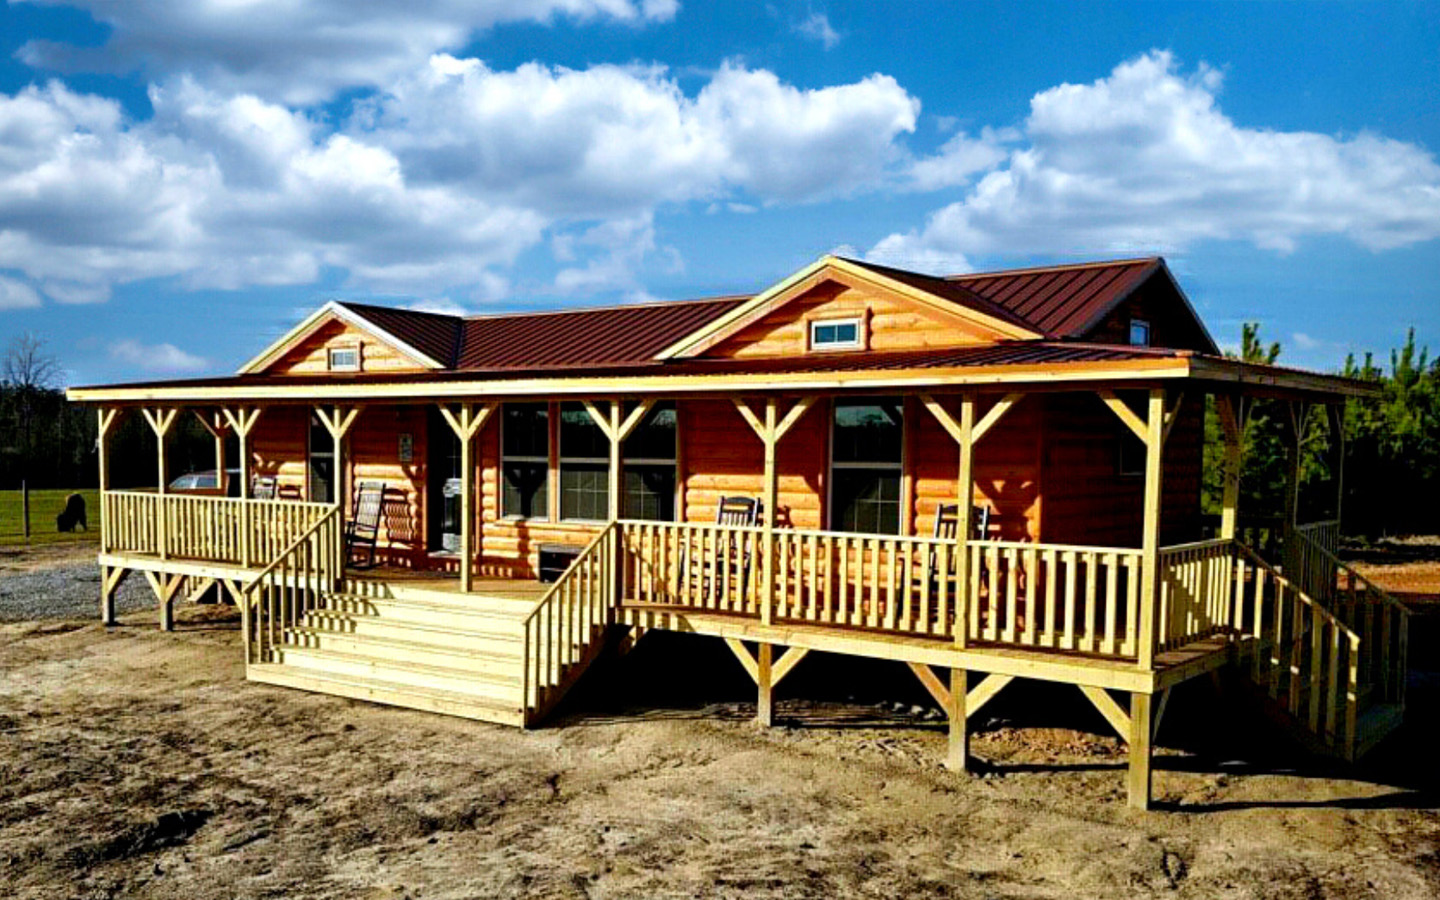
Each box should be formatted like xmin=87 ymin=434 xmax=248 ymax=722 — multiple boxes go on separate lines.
xmin=945 ymin=258 xmax=1160 ymax=339
xmin=337 ymin=302 xmax=462 ymax=366
xmin=456 ymin=297 xmax=746 ymax=369
xmin=338 ymin=296 xmax=746 ymax=371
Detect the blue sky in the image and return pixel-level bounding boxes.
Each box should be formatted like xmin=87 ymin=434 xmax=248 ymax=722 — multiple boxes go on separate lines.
xmin=0 ymin=0 xmax=1436 ymax=384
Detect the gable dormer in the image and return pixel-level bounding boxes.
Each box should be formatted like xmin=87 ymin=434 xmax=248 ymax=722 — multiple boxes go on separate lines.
xmin=656 ymin=256 xmax=1039 ymax=361
xmin=238 ymin=302 xmax=454 ymax=376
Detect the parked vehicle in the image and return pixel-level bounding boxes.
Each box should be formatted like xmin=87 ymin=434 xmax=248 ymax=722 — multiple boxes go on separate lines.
xmin=168 ymin=468 xmax=242 ymax=497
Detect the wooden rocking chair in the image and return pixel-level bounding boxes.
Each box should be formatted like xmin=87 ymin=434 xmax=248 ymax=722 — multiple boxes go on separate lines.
xmin=345 ymin=481 xmax=385 ymax=569
xmin=251 ymin=475 xmax=277 ymax=500
xmin=680 ymin=496 xmax=763 ymax=604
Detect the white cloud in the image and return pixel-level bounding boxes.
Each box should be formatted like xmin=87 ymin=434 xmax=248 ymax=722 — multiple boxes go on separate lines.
xmin=0 ymin=275 xmax=42 ymax=310
xmin=794 ymin=12 xmax=840 ymax=49
xmin=871 ymin=51 xmax=1440 ymax=271
xmin=365 ymin=56 xmax=919 ymax=214
xmin=108 ymin=338 xmax=209 ymax=373
xmin=0 ymin=58 xmax=918 ymax=305
xmin=905 ymin=127 xmax=1013 ymax=192
xmin=15 ymin=0 xmax=679 ymax=105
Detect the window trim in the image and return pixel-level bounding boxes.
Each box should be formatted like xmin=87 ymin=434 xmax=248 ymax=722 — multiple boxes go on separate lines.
xmin=1129 ymin=318 xmax=1151 ymax=347
xmin=808 ymin=315 xmax=865 ymax=352
xmin=327 ymin=343 xmax=361 ymax=372
xmin=621 ymin=401 xmax=679 ymax=522
xmin=307 ymin=411 xmax=336 ymax=504
xmin=558 ymin=402 xmax=611 ymax=523
xmin=827 ymin=397 xmax=905 ymax=534
xmin=500 ymin=402 xmax=550 ymax=520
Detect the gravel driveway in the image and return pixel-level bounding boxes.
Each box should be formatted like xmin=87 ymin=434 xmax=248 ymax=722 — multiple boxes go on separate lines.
xmin=0 ymin=562 xmax=154 ymax=621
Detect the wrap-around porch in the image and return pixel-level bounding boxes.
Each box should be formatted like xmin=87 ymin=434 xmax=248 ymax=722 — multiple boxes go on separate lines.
xmin=86 ymin=380 xmax=1408 ymax=811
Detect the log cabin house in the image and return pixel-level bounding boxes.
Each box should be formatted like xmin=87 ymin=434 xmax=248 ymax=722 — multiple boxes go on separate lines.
xmin=67 ymin=255 xmax=1409 ymax=809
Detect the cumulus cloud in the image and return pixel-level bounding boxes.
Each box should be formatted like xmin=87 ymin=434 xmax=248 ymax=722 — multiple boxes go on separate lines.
xmin=871 ymin=51 xmax=1440 ymax=272
xmin=0 ymin=59 xmax=918 ymax=306
xmin=794 ymin=12 xmax=841 ymax=49
xmin=108 ymin=338 xmax=209 ymax=373
xmin=15 ymin=0 xmax=679 ymax=105
xmin=364 ymin=56 xmax=918 ymax=214
xmin=0 ymin=275 xmax=42 ymax=310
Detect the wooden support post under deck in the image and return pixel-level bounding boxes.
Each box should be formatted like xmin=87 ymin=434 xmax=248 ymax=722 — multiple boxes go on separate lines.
xmin=947 ymin=667 xmax=969 ymax=771
xmin=1128 ymin=691 xmax=1154 ymax=810
xmin=756 ymin=642 xmax=774 ymax=726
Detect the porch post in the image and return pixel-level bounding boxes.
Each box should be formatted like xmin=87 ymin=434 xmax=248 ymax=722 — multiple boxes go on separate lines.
xmin=1281 ymin=401 xmax=1309 ymax=571
xmin=1216 ymin=394 xmax=1243 ymax=541
xmin=761 ymin=398 xmax=778 ymax=627
xmin=1137 ymin=388 xmax=1166 ymax=672
xmin=222 ymin=407 xmax=263 ymax=568
xmin=439 ymin=403 xmax=496 ymax=593
xmin=953 ymin=395 xmax=975 ymax=648
xmin=97 ymin=408 xmax=119 ymax=624
xmin=314 ymin=405 xmax=362 ymax=508
xmin=1327 ymin=403 xmax=1346 ymax=527
xmin=141 ymin=407 xmax=178 ymax=559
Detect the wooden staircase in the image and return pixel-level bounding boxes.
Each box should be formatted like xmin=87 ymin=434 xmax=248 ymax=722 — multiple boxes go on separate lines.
xmin=1225 ymin=540 xmax=1409 ymax=762
xmin=241 ymin=517 xmax=620 ymax=727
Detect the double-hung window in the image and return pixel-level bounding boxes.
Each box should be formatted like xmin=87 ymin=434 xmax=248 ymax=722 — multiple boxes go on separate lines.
xmin=307 ymin=413 xmax=335 ymax=504
xmin=622 ymin=402 xmax=677 ymax=521
xmin=830 ymin=398 xmax=903 ymax=534
xmin=559 ymin=402 xmax=610 ymax=521
xmin=501 ymin=403 xmax=549 ymax=518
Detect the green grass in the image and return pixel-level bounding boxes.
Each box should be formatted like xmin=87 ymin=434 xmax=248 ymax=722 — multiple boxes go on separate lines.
xmin=0 ymin=489 xmax=100 ymax=546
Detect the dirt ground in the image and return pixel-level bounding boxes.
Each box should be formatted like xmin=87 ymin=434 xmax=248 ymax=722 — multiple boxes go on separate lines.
xmin=4 ymin=545 xmax=1440 ymax=899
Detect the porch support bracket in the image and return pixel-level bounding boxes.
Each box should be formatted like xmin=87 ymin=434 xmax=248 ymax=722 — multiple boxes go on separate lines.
xmin=438 ymin=402 xmax=497 ymax=592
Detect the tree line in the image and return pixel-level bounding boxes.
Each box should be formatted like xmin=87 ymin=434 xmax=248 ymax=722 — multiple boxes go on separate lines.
xmin=1201 ymin=325 xmax=1439 ymax=538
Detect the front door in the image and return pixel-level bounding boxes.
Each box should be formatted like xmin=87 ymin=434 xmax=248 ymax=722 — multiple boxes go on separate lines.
xmin=427 ymin=410 xmax=462 ymax=553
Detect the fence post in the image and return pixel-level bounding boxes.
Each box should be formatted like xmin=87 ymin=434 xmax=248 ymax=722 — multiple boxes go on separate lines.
xmin=21 ymin=480 xmax=29 ymax=543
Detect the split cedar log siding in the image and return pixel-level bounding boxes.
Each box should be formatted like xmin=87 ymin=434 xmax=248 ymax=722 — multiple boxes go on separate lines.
xmin=227 ymin=257 xmax=1213 ymax=578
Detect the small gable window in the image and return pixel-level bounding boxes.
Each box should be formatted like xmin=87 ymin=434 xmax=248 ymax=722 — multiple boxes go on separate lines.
xmin=327 ymin=346 xmax=360 ymax=372
xmin=1129 ymin=318 xmax=1151 ymax=347
xmin=810 ymin=317 xmax=862 ymax=351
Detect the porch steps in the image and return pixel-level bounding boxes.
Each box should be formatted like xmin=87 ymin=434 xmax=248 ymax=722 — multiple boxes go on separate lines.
xmin=246 ymin=664 xmax=527 ymax=727
xmin=248 ymin=584 xmax=546 ymax=728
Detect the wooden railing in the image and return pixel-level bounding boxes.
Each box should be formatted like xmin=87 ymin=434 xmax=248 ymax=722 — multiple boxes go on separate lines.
xmin=521 ymin=523 xmax=618 ymax=721
xmin=102 ymin=490 xmax=332 ymax=566
xmin=1293 ymin=529 xmax=1410 ymax=709
xmin=1290 ymin=519 xmax=1341 ymax=604
xmin=1234 ymin=544 xmax=1364 ymax=758
xmin=1157 ymin=539 xmax=1236 ymax=651
xmin=617 ymin=521 xmax=1147 ymax=660
xmin=239 ymin=507 xmax=343 ymax=665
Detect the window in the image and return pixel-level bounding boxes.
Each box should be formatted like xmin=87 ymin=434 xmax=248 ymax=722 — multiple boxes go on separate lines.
xmin=810 ymin=317 xmax=862 ymax=351
xmin=1117 ymin=429 xmax=1145 ymax=477
xmin=501 ymin=403 xmax=549 ymax=518
xmin=1129 ymin=318 xmax=1151 ymax=346
xmin=623 ymin=402 xmax=677 ymax=521
xmin=308 ymin=413 xmax=335 ymax=503
xmin=560 ymin=402 xmax=610 ymax=521
xmin=327 ymin=345 xmax=360 ymax=371
xmin=830 ymin=398 xmax=903 ymax=534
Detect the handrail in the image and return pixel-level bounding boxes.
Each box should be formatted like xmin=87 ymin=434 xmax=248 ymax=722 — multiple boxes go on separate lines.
xmin=521 ymin=523 xmax=618 ymax=721
xmin=242 ymin=506 xmax=341 ymax=594
xmin=1235 ymin=542 xmax=1361 ymax=643
xmin=239 ymin=506 xmax=342 ymax=666
xmin=1296 ymin=529 xmax=1412 ymax=616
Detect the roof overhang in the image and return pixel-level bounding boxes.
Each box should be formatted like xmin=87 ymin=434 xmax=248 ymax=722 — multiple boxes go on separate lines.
xmin=653 ymin=255 xmax=1040 ymax=360
xmin=236 ymin=301 xmax=448 ymax=374
xmin=67 ymin=354 xmax=1374 ymax=405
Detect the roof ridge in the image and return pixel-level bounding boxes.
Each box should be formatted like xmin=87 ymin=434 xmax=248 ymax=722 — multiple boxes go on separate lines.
xmin=459 ymin=294 xmax=750 ymax=322
xmin=945 ymin=257 xmax=1161 ymax=280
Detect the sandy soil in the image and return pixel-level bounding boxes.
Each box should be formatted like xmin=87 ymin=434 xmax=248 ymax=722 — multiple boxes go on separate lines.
xmin=3 ymin=550 xmax=1440 ymax=899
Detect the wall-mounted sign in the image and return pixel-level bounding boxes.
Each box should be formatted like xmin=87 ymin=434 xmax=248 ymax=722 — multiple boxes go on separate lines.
xmin=398 ymin=433 xmax=413 ymax=463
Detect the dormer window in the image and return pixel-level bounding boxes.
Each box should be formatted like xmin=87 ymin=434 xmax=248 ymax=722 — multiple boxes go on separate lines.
xmin=810 ymin=317 xmax=862 ymax=351
xmin=327 ymin=346 xmax=360 ymax=372
xmin=1129 ymin=318 xmax=1151 ymax=347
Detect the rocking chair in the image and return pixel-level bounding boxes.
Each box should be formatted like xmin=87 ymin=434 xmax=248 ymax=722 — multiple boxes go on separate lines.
xmin=345 ymin=481 xmax=385 ymax=569
xmin=681 ymin=495 xmax=764 ymax=605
